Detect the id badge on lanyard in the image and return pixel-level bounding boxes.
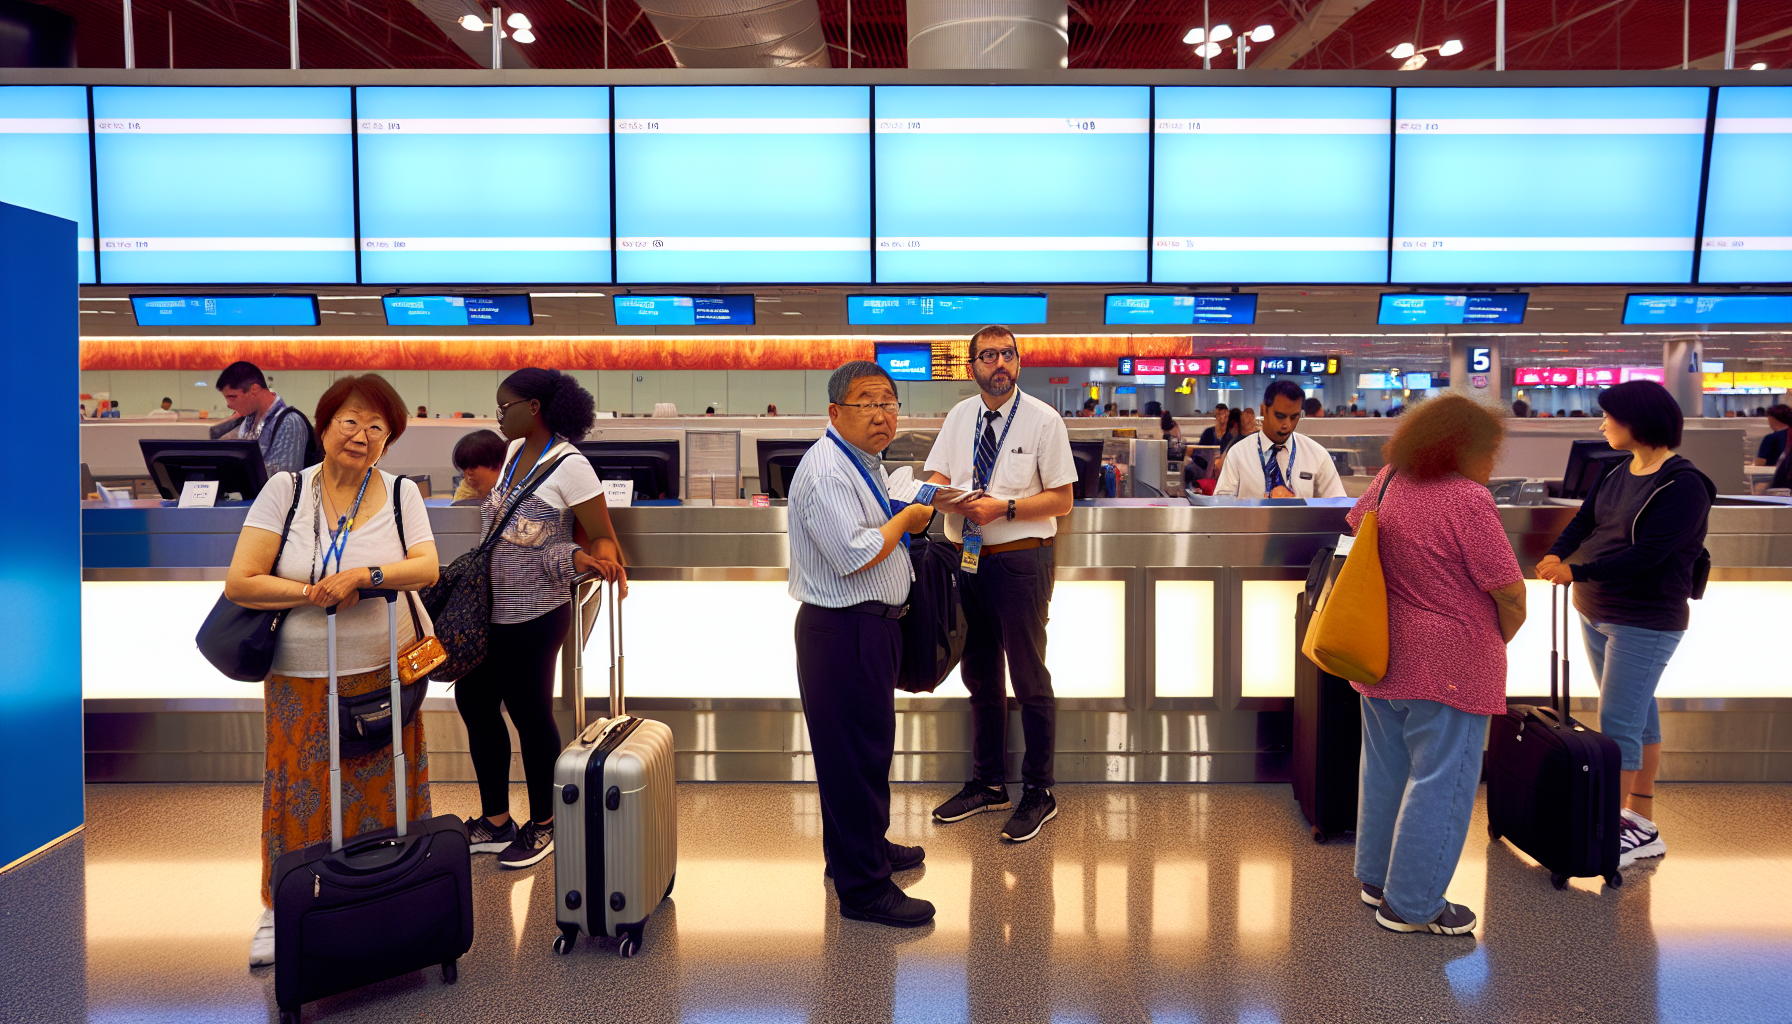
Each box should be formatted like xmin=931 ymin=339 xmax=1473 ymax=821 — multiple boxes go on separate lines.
xmin=962 ymin=402 xmax=1018 ymax=574
xmin=960 ymin=533 xmax=982 ymax=572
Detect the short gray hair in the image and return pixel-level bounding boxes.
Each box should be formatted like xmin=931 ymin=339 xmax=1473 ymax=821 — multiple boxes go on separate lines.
xmin=828 ymin=360 xmax=896 ymax=405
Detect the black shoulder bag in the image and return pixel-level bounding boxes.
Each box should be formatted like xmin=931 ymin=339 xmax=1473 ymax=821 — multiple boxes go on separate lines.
xmin=194 ymin=471 xmax=305 ymax=681
xmin=338 ymin=476 xmax=430 ymax=759
xmin=421 ymin=452 xmax=575 ymax=682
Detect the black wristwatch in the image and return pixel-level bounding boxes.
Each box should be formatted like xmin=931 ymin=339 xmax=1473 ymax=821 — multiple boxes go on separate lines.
xmin=1006 ymin=499 xmax=1016 ymax=521
xmin=368 ymin=566 xmax=384 ymax=587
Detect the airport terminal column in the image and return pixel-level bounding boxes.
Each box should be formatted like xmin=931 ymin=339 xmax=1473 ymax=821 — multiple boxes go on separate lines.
xmin=1448 ymin=338 xmax=1503 ymax=408
xmin=1662 ymin=337 xmax=1705 ymax=419
xmin=0 ymin=202 xmax=82 ymax=873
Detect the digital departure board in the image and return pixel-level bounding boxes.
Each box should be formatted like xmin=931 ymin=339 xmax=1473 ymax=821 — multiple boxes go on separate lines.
xmin=0 ymin=87 xmax=95 ymax=284
xmin=1700 ymin=87 xmax=1792 ymax=284
xmin=1378 ymin=293 xmax=1529 ymax=324
xmin=130 ymin=295 xmax=319 ymax=326
xmin=1392 ymin=87 xmax=1707 ymax=283
xmin=94 ymin=87 xmax=355 ymax=283
xmin=1623 ymin=294 xmax=1792 ymax=325
xmin=613 ymin=295 xmax=756 ymax=326
xmin=847 ymin=294 xmax=1047 ymax=326
xmin=874 ymin=86 xmax=1150 ymax=283
xmin=615 ymin=86 xmax=870 ymax=284
xmin=875 ymin=342 xmax=933 ymax=381
xmin=1153 ymin=87 xmax=1390 ymax=284
xmin=1105 ymin=293 xmax=1257 ymax=325
xmin=382 ymin=294 xmax=532 ymax=326
xmin=357 ymin=87 xmax=611 ymax=284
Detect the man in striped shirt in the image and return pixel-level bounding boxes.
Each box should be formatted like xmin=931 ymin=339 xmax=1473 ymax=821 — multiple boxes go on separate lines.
xmin=787 ymin=360 xmax=936 ymax=928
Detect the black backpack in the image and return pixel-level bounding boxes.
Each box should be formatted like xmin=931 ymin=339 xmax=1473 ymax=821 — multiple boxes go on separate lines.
xmin=270 ymin=405 xmax=324 ymax=468
xmin=898 ymin=532 xmax=968 ymax=694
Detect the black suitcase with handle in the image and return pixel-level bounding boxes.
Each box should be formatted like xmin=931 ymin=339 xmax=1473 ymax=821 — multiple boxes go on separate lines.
xmin=1485 ymin=583 xmax=1624 ymax=890
xmin=1292 ymin=585 xmax=1361 ymax=843
xmin=270 ymin=590 xmax=474 ymax=1023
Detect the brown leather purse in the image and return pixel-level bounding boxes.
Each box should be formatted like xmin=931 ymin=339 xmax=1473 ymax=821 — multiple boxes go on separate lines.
xmin=397 ymin=591 xmax=448 ymax=684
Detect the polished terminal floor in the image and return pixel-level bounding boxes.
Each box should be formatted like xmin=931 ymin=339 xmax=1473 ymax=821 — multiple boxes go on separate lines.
xmin=3 ymin=783 xmax=1790 ymax=1024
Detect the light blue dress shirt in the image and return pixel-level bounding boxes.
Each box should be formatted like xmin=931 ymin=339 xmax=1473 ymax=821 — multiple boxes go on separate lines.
xmin=787 ymin=428 xmax=913 ymax=609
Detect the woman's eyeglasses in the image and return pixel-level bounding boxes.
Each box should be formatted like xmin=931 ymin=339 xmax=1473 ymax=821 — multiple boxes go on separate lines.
xmin=333 ymin=417 xmax=387 ymax=443
xmin=496 ymin=399 xmax=531 ymax=419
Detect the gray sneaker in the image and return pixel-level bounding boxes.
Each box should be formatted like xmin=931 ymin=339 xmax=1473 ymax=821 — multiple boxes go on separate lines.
xmin=1375 ymin=900 xmax=1477 ymax=935
xmin=465 ymin=815 xmax=518 ymax=854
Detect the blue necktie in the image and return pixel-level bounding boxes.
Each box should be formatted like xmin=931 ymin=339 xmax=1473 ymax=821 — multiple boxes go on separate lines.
xmin=1265 ymin=443 xmax=1289 ymax=493
xmin=974 ymin=410 xmax=1000 ymax=490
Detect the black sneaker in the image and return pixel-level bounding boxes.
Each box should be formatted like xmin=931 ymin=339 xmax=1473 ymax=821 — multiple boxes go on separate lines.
xmin=840 ymin=884 xmax=936 ymax=928
xmin=1375 ymin=900 xmax=1477 ymax=935
xmin=465 ymin=815 xmax=518 ymax=854
xmin=932 ymin=782 xmax=1011 ymax=823
xmin=498 ymin=819 xmax=554 ymax=869
xmin=825 ymin=842 xmax=925 ymax=878
xmin=1360 ymin=882 xmax=1384 ymax=907
xmin=1000 ymin=786 xmax=1057 ymax=842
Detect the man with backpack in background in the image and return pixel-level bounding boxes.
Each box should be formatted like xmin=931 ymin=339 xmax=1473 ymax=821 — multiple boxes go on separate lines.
xmin=216 ymin=361 xmax=319 ymax=473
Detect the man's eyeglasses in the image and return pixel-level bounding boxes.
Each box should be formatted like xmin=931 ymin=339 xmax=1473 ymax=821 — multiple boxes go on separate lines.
xmin=837 ymin=401 xmax=901 ymax=415
xmin=333 ymin=417 xmax=388 ymax=443
xmin=974 ymin=347 xmax=1019 ymax=365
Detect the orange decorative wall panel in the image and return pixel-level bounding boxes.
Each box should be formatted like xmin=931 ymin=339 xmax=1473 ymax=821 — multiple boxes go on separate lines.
xmin=81 ymin=337 xmax=877 ymax=371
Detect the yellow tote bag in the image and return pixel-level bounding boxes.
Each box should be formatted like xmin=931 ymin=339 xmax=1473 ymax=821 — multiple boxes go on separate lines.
xmin=1301 ymin=471 xmax=1392 ymax=684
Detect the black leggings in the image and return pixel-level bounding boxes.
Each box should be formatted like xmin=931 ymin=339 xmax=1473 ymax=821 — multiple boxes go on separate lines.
xmin=455 ymin=602 xmax=571 ymax=824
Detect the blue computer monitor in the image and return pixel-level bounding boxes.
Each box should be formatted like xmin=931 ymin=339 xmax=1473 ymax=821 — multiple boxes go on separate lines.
xmin=847 ymin=294 xmax=1047 ymax=326
xmin=1105 ymin=294 xmax=1257 ymax=325
xmin=1378 ymin=293 xmax=1529 ymax=325
xmin=875 ymin=342 xmax=933 ymax=381
xmin=613 ymin=295 xmax=755 ymax=326
xmin=131 ymin=295 xmax=320 ymax=326
xmin=382 ymin=295 xmax=532 ymax=326
xmin=1623 ymin=293 xmax=1792 ymax=325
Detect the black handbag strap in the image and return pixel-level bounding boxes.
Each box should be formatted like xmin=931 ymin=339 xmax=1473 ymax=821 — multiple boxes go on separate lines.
xmin=271 ymin=471 xmax=303 ymax=576
xmin=479 ymin=449 xmax=577 ymax=555
xmin=391 ymin=475 xmax=427 ymax=641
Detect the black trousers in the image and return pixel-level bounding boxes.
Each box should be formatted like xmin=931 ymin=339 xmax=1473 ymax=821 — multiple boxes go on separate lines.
xmin=794 ymin=602 xmax=900 ymax=907
xmin=455 ymin=601 xmax=572 ymax=824
xmin=961 ymin=544 xmax=1057 ymax=788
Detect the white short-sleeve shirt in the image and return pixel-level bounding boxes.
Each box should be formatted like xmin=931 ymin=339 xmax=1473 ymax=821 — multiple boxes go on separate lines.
xmin=923 ymin=390 xmax=1078 ymax=546
xmin=1213 ymin=431 xmax=1347 ymax=499
xmin=484 ymin=439 xmax=606 ymax=623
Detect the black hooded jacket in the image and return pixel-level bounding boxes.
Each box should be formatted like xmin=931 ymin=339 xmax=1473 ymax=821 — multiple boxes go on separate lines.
xmin=1546 ymin=454 xmax=1716 ymax=632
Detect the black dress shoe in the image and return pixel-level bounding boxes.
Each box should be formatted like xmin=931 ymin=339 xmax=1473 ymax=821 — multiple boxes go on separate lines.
xmin=840 ymin=885 xmax=935 ymax=928
xmin=825 ymin=842 xmax=925 ymax=878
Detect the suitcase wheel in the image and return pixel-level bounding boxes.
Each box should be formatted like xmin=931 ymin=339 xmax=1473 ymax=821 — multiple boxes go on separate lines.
xmin=664 ymin=874 xmax=675 ymax=901
xmin=617 ymin=922 xmax=644 ymax=959
xmin=441 ymin=959 xmax=458 ymax=984
xmin=1551 ymin=872 xmax=1568 ymax=890
xmin=279 ymin=1011 xmax=299 ymax=1024
xmin=553 ymin=929 xmax=577 ymax=956
xmin=1607 ymin=871 xmax=1624 ymax=889
xmin=1310 ymin=826 xmax=1325 ymax=845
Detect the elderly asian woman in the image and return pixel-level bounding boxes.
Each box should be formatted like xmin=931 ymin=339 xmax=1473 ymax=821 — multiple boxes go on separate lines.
xmin=223 ymin=374 xmax=440 ymax=967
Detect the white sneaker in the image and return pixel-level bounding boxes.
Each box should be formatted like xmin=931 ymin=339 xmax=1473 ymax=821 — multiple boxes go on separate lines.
xmin=249 ymin=907 xmax=275 ymax=967
xmin=1618 ymin=808 xmax=1665 ymax=869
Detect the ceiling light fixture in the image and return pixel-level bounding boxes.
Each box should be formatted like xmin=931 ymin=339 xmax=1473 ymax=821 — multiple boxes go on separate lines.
xmin=1438 ymin=38 xmax=1463 ymax=56
xmin=1207 ymin=23 xmax=1233 ymax=43
xmin=513 ymin=28 xmax=535 ymax=43
xmin=1194 ymin=42 xmax=1222 ymax=58
xmin=458 ymin=14 xmax=484 ymax=31
xmin=506 ymin=12 xmax=530 ymax=29
xmin=1249 ymin=24 xmax=1275 ymax=43
xmin=1389 ymin=42 xmax=1416 ymax=59
xmin=1182 ymin=27 xmax=1205 ymax=44
xmin=1750 ymin=62 xmax=1768 ymax=70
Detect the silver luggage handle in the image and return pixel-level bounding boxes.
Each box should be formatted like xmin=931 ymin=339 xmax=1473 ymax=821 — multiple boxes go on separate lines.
xmin=325 ymin=589 xmax=407 ymax=851
xmin=566 ymin=570 xmax=625 ymax=734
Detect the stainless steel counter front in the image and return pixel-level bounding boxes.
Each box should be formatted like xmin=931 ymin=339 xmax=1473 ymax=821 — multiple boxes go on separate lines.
xmin=83 ymin=499 xmax=1792 ymax=783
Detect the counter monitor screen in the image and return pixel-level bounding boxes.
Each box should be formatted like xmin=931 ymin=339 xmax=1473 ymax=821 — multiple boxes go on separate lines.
xmin=131 ymin=295 xmax=319 ymax=326
xmin=139 ymin=438 xmax=269 ymax=501
xmin=758 ymin=438 xmax=819 ymax=499
xmin=847 ymin=294 xmax=1047 ymax=326
xmin=613 ymin=295 xmax=756 ymax=326
xmin=1378 ymin=293 xmax=1529 ymax=324
xmin=874 ymin=85 xmax=1150 ymax=283
xmin=0 ymin=86 xmax=97 ymax=283
xmin=574 ymin=440 xmax=680 ymax=501
xmin=875 ymin=342 xmax=933 ymax=381
xmin=382 ymin=294 xmax=532 ymax=326
xmin=1622 ymin=293 xmax=1792 ymax=325
xmin=1105 ymin=293 xmax=1257 ymax=325
xmin=1699 ymin=87 xmax=1792 ymax=284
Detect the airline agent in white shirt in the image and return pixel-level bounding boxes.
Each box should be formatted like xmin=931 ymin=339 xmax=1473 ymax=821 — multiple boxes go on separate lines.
xmin=1214 ymin=380 xmax=1347 ymax=499
xmin=921 ymin=326 xmax=1077 ymax=844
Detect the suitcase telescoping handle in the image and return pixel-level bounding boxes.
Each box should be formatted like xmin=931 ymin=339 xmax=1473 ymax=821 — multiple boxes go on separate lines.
xmin=1549 ymin=581 xmax=1573 ymax=716
xmin=568 ymin=571 xmax=599 ymax=735
xmin=325 ymin=589 xmax=406 ymax=853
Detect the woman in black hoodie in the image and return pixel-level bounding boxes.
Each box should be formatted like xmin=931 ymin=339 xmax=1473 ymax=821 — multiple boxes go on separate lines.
xmin=1537 ymin=380 xmax=1714 ymax=871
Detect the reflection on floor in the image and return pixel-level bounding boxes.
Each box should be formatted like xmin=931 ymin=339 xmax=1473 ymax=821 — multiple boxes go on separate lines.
xmin=2 ymin=783 xmax=1790 ymax=1023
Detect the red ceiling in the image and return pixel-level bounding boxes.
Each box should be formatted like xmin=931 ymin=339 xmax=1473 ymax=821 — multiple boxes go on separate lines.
xmin=26 ymin=0 xmax=1792 ymax=70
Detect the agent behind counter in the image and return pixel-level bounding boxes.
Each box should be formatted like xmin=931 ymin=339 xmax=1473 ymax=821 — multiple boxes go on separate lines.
xmin=1213 ymin=380 xmax=1347 ymax=500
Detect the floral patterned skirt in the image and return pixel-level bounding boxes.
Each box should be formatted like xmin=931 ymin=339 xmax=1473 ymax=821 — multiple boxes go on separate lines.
xmin=260 ymin=669 xmax=431 ymax=907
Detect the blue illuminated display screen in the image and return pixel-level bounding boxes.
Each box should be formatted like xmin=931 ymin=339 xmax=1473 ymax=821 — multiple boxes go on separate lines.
xmin=1700 ymin=87 xmax=1792 ymax=284
xmin=357 ymin=87 xmax=610 ymax=285
xmin=1623 ymin=294 xmax=1792 ymax=325
xmin=613 ymin=295 xmax=756 ymax=326
xmin=1105 ymin=293 xmax=1257 ymax=325
xmin=847 ymin=294 xmax=1047 ymax=326
xmin=1378 ymin=293 xmax=1528 ymax=324
xmin=875 ymin=342 xmax=933 ymax=381
xmin=0 ymin=87 xmax=95 ymax=284
xmin=874 ymin=86 xmax=1150 ymax=283
xmin=1153 ymin=87 xmax=1390 ymax=284
xmin=131 ymin=295 xmax=319 ymax=326
xmin=382 ymin=294 xmax=532 ymax=326
xmin=94 ymin=87 xmax=355 ymax=284
xmin=615 ymin=86 xmax=869 ymax=284
xmin=1392 ymin=87 xmax=1707 ymax=284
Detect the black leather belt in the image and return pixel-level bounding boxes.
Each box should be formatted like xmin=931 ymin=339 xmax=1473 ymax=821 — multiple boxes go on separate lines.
xmin=842 ymin=600 xmax=908 ymax=619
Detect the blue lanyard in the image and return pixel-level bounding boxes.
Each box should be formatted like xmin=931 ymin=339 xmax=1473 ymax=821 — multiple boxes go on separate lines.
xmin=1257 ymin=434 xmax=1297 ymax=497
xmin=826 ymin=431 xmax=907 ymax=550
xmin=499 ymin=437 xmax=559 ymax=501
xmin=972 ymin=398 xmax=1020 ymax=492
xmin=321 ymin=469 xmax=373 ymax=577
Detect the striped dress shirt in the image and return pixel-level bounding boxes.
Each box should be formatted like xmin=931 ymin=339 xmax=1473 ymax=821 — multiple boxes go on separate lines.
xmin=787 ymin=428 xmax=913 ymax=608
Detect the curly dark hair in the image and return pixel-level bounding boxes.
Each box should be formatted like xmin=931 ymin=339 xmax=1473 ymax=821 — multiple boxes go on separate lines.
xmin=500 ymin=368 xmax=597 ymax=442
xmin=1382 ymin=394 xmax=1505 ymax=480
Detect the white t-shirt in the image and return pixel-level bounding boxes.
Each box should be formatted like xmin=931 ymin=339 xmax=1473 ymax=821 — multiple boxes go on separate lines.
xmin=924 ymin=390 xmax=1078 ymax=546
xmin=498 ymin=438 xmax=604 ymax=511
xmin=1213 ymin=431 xmax=1347 ymax=499
xmin=485 ymin=440 xmax=604 ymax=624
xmin=243 ymin=468 xmax=436 ymax=677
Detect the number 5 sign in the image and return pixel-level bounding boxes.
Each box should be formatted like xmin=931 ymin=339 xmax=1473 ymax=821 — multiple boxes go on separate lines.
xmin=1468 ymin=347 xmax=1493 ymax=374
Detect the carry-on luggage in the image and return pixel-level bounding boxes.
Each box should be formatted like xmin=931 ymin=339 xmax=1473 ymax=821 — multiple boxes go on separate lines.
xmin=897 ymin=531 xmax=968 ymax=693
xmin=1292 ymin=588 xmax=1361 ymax=842
xmin=552 ymin=574 xmax=678 ymax=957
xmin=1485 ymin=583 xmax=1624 ymax=890
xmin=270 ymin=590 xmax=474 ymax=1024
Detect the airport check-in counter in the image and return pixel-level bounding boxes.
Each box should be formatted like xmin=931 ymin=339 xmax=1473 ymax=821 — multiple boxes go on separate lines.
xmin=83 ymin=495 xmax=1792 ymax=785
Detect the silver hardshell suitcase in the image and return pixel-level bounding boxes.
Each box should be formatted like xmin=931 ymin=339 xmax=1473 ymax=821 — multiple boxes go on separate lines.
xmin=552 ymin=574 xmax=677 ymax=958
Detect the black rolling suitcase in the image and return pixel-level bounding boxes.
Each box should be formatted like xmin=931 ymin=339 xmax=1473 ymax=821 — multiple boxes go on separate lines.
xmin=1292 ymin=585 xmax=1361 ymax=843
xmin=1485 ymin=583 xmax=1624 ymax=891
xmin=270 ymin=590 xmax=474 ymax=1023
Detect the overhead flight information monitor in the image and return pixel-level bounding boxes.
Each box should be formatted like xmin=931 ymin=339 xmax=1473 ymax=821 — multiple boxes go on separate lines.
xmin=130 ymin=295 xmax=319 ymax=326
xmin=847 ymin=294 xmax=1047 ymax=325
xmin=382 ymin=294 xmax=532 ymax=326
xmin=1623 ymin=294 xmax=1792 ymax=325
xmin=1700 ymin=87 xmax=1792 ymax=284
xmin=94 ymin=86 xmax=355 ymax=283
xmin=1378 ymin=293 xmax=1529 ymax=324
xmin=357 ymin=87 xmax=611 ymax=284
xmin=1105 ymin=293 xmax=1257 ymax=325
xmin=613 ymin=295 xmax=756 ymax=326
xmin=1153 ymin=87 xmax=1391 ymax=284
xmin=1392 ymin=87 xmax=1707 ymax=284
xmin=0 ymin=87 xmax=95 ymax=284
xmin=874 ymin=86 xmax=1150 ymax=283
xmin=874 ymin=342 xmax=933 ymax=381
xmin=615 ymin=86 xmax=870 ymax=284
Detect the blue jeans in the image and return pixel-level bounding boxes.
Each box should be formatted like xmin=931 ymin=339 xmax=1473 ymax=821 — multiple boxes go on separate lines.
xmin=1579 ymin=618 xmax=1683 ymax=771
xmin=1356 ymin=696 xmax=1489 ymax=924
